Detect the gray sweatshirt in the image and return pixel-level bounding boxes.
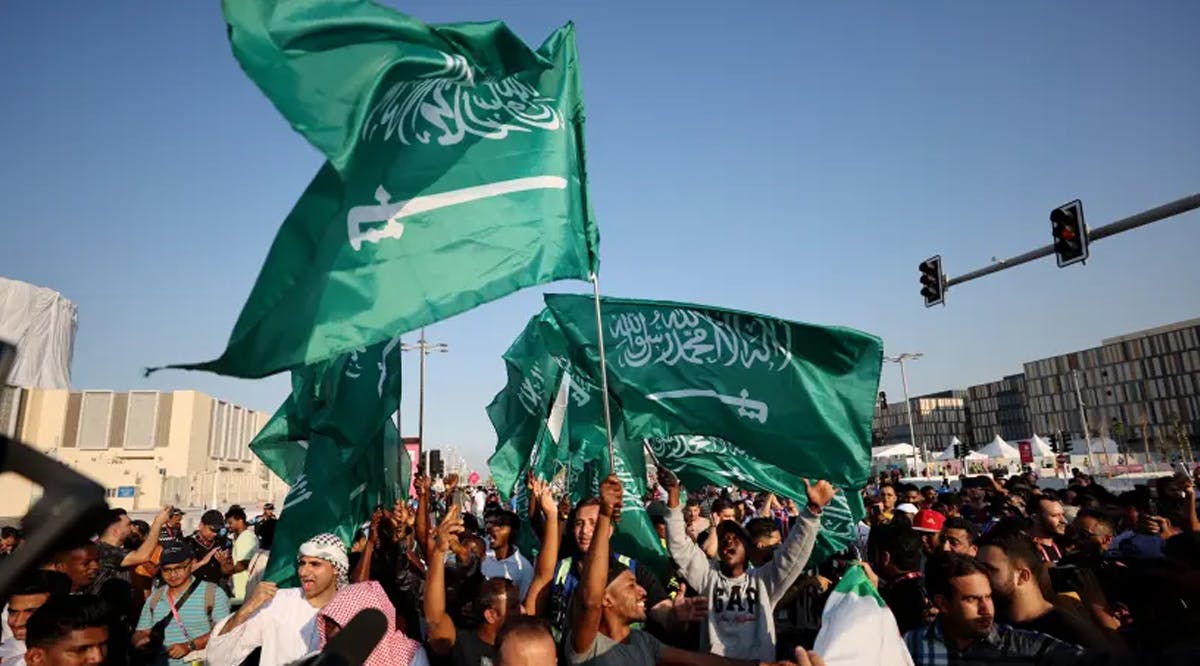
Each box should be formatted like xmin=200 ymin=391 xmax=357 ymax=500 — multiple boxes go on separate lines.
xmin=666 ymin=504 xmax=819 ymax=662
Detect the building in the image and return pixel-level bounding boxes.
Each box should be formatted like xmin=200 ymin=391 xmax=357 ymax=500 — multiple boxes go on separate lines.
xmin=966 ymin=374 xmax=1032 ymax=445
xmin=873 ymin=390 xmax=972 ymax=457
xmin=1023 ymin=318 xmax=1200 ymax=456
xmin=0 ymin=387 xmax=287 ymax=519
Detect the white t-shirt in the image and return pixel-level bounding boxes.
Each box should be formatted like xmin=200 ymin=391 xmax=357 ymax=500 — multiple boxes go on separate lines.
xmin=482 ymin=547 xmax=534 ymax=599
xmin=0 ymin=637 xmax=26 ymax=666
xmin=231 ymin=529 xmax=260 ymax=604
xmin=473 ymin=490 xmax=487 ymax=517
xmin=206 ymin=588 xmax=322 ymax=666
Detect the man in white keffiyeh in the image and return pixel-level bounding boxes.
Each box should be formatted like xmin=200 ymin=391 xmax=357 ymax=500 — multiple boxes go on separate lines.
xmin=206 ymin=533 xmax=349 ymax=666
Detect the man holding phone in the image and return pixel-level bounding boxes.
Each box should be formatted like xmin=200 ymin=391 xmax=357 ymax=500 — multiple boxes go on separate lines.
xmin=188 ymin=510 xmax=234 ymax=594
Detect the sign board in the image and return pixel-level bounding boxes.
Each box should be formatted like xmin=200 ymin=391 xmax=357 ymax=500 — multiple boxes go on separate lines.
xmin=402 ymin=437 xmax=421 ymax=498
xmin=116 ymin=486 xmax=136 ymax=498
xmin=1017 ymin=441 xmax=1034 ymax=465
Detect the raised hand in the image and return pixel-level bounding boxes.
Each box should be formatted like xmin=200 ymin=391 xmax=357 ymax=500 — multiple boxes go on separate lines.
xmin=599 ymin=474 xmax=623 ymax=521
xmin=803 ymin=479 xmax=836 ymax=510
xmin=433 ymin=505 xmax=464 ymax=553
xmin=531 ymin=477 xmax=557 ymax=517
xmin=414 ymin=472 xmax=430 ymax=497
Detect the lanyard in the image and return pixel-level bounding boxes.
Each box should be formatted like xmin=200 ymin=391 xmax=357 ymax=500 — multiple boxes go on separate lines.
xmin=167 ymin=587 xmax=195 ymax=644
xmin=1036 ymin=540 xmax=1061 ymax=562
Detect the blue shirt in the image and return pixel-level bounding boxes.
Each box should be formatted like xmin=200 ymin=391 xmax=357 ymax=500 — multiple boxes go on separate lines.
xmin=136 ymin=580 xmax=232 ymax=666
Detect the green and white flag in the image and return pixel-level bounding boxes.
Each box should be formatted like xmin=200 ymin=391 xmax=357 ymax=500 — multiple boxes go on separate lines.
xmin=251 ymin=336 xmax=403 ymax=585
xmin=165 ymin=1 xmax=598 ymax=378
xmin=647 ymin=435 xmax=865 ymax=563
xmin=545 ymin=294 xmax=883 ymax=491
xmin=813 ymin=564 xmax=914 ymax=666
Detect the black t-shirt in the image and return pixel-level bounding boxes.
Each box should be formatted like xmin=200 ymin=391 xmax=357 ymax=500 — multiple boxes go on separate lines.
xmin=879 ymin=573 xmax=929 ymax=634
xmin=429 ymin=628 xmax=497 ymax=666
xmin=1012 ymin=606 xmax=1110 ymax=650
xmin=187 ymin=533 xmax=232 ymax=587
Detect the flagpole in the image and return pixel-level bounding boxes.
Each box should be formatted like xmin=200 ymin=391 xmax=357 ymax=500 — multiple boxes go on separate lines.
xmin=589 ymin=275 xmax=616 ymax=473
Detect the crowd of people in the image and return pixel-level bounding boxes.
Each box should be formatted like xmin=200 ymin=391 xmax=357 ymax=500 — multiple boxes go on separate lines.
xmin=0 ymin=465 xmax=1197 ymax=665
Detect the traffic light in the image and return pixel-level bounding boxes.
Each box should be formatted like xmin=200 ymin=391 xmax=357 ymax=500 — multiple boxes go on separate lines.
xmin=429 ymin=449 xmax=444 ymax=478
xmin=918 ymin=255 xmax=945 ymax=307
xmin=1048 ymin=433 xmax=1059 ymax=454
xmin=878 ymin=392 xmax=888 ymax=410
xmin=1050 ymin=199 xmax=1089 ymax=267
xmin=953 ymin=440 xmax=965 ymax=459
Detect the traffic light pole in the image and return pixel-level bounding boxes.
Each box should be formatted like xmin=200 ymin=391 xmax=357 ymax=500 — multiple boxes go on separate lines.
xmin=944 ymin=193 xmax=1200 ymax=289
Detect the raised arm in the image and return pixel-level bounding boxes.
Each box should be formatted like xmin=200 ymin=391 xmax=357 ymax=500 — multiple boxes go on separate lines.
xmin=424 ymin=505 xmax=463 ymax=657
xmin=571 ymin=474 xmax=621 ymax=657
xmin=413 ymin=472 xmax=431 ymax=557
xmin=756 ymin=480 xmax=835 ymax=606
xmin=352 ymin=511 xmax=383 ymax=583
xmin=523 ymin=477 xmax=560 ymax=616
xmin=660 ymin=470 xmax=716 ymax=591
xmin=121 ymin=507 xmax=170 ymax=567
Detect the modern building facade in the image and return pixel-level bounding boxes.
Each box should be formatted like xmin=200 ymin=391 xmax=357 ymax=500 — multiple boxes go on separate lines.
xmin=966 ymin=374 xmax=1032 ymax=446
xmin=0 ymin=387 xmax=287 ymax=518
xmin=1023 ymin=318 xmax=1200 ymax=457
xmin=872 ymin=390 xmax=972 ymax=456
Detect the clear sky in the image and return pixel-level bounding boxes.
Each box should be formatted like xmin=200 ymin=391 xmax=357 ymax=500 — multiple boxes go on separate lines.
xmin=2 ymin=1 xmax=1197 ymax=473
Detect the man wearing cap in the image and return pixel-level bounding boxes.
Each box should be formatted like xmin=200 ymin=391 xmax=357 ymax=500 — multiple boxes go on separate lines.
xmin=912 ymin=509 xmax=946 ymax=555
xmin=132 ymin=541 xmax=231 ymax=666
xmin=661 ymin=470 xmax=833 ymax=661
xmin=205 ymin=533 xmax=347 ymax=666
xmin=187 ymin=511 xmax=234 ymax=593
xmin=162 ymin=509 xmax=185 ymax=541
xmin=254 ymin=504 xmax=277 ymax=552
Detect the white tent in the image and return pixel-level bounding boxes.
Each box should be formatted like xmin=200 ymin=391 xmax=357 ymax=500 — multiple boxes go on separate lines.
xmin=932 ymin=446 xmax=957 ymax=461
xmin=871 ymin=443 xmax=917 ymax=459
xmin=1029 ymin=434 xmax=1055 ymax=458
xmin=979 ymin=435 xmax=1021 ymax=459
xmin=1069 ymin=437 xmax=1119 ymax=456
xmin=964 ymin=450 xmax=989 ymax=461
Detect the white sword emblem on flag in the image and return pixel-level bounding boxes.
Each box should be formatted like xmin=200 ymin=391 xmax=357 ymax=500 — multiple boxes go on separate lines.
xmin=347 ymin=176 xmax=567 ymax=251
xmin=645 ymin=388 xmax=769 ymax=424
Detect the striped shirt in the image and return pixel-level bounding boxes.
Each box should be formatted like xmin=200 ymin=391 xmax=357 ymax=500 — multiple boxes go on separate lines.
xmin=904 ymin=619 xmax=1083 ymax=666
xmin=136 ymin=580 xmax=232 ymax=666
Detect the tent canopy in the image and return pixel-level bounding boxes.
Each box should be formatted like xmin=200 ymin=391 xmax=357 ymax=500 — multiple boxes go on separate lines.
xmin=964 ymin=450 xmax=989 ymax=461
xmin=1069 ymin=437 xmax=1119 ymax=456
xmin=979 ymin=434 xmax=1020 ymax=459
xmin=932 ymin=446 xmax=957 ymax=461
xmin=1029 ymin=434 xmax=1055 ymax=457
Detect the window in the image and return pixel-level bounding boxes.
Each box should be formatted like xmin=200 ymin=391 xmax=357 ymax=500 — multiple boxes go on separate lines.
xmin=0 ymin=386 xmax=21 ymax=439
xmin=123 ymin=391 xmax=160 ymax=450
xmin=78 ymin=392 xmax=114 ymax=451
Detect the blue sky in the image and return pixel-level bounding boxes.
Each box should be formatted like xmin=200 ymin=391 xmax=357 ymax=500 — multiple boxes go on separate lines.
xmin=2 ymin=1 xmax=1197 ymax=473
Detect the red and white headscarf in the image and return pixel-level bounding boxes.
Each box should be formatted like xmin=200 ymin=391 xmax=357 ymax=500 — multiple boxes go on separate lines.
xmin=317 ymin=580 xmax=422 ymax=666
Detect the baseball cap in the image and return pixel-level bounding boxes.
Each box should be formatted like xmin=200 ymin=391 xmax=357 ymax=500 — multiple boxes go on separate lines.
xmin=159 ymin=541 xmax=192 ymax=566
xmin=913 ymin=509 xmax=946 ymax=533
xmin=896 ymin=503 xmax=920 ymax=515
xmin=201 ymin=509 xmax=225 ymax=529
xmin=169 ymin=508 xmax=185 ymax=517
xmin=263 ymin=503 xmax=275 ymax=510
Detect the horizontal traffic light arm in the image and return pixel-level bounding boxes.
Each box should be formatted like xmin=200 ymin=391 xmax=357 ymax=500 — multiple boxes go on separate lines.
xmin=944 ymin=192 xmax=1200 ymax=289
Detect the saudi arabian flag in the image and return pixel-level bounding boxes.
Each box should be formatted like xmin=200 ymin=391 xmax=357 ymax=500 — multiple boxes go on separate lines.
xmin=545 ymin=295 xmax=883 ymax=491
xmin=813 ymin=564 xmax=914 ymax=666
xmin=647 ymin=435 xmax=865 ymax=563
xmin=164 ymin=1 xmax=598 ymax=378
xmin=251 ymin=336 xmax=403 ymax=586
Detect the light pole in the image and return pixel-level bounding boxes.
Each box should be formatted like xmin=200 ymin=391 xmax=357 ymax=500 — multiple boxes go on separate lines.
xmin=884 ymin=353 xmax=924 ymax=473
xmin=401 ymin=328 xmax=449 ymax=450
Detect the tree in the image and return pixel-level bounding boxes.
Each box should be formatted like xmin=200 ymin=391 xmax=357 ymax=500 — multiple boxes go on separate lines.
xmin=1110 ymin=418 xmax=1129 ymax=456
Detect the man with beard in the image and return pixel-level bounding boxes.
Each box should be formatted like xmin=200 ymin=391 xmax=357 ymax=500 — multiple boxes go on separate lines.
xmin=92 ymin=507 xmax=170 ymax=593
xmin=662 ymin=470 xmax=831 ymax=661
xmin=938 ymin=517 xmax=978 ymax=557
xmin=975 ymin=530 xmax=1113 ymax=650
xmin=1030 ymin=496 xmax=1068 ymax=563
xmin=904 ymin=553 xmax=1083 ymax=665
xmin=206 ymin=533 xmax=347 ymax=666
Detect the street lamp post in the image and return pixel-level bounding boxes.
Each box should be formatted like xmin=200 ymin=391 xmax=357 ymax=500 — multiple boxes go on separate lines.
xmin=885 ymin=353 xmax=924 ymax=474
xmin=401 ymin=328 xmax=449 ymax=451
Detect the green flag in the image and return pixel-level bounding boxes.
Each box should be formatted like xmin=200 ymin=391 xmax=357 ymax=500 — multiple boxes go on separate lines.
xmin=250 ymin=336 xmax=403 ymax=484
xmin=252 ymin=336 xmax=403 ymax=585
xmin=647 ymin=435 xmax=865 ymax=562
xmin=544 ymin=294 xmax=883 ymax=491
xmin=165 ymin=3 xmax=598 ymax=378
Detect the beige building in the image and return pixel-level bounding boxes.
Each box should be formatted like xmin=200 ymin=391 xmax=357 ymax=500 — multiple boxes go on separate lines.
xmin=0 ymin=386 xmax=288 ymax=519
